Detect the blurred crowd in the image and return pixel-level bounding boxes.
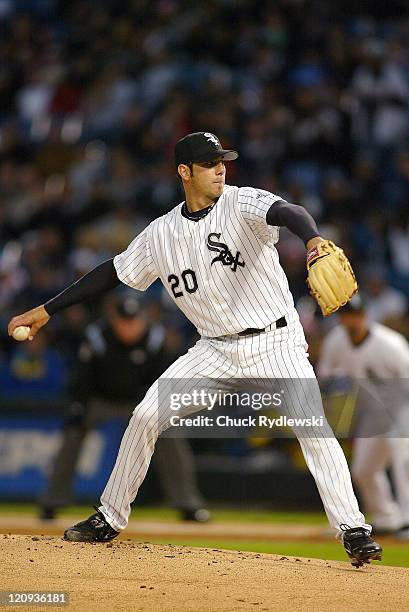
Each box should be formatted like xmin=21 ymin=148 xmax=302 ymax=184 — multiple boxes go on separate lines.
xmin=1 ymin=0 xmax=409 ymax=399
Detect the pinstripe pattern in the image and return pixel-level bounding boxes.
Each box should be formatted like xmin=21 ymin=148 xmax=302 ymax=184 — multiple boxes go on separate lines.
xmin=100 ymin=319 xmax=369 ymax=534
xmin=100 ymin=184 xmax=370 ymax=535
xmin=113 ymin=185 xmax=294 ymax=338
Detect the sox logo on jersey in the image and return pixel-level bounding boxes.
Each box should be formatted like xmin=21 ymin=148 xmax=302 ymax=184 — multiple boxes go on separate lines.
xmin=206 ymin=233 xmax=245 ymax=272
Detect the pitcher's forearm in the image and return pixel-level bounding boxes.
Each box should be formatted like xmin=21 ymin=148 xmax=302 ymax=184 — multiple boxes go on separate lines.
xmin=44 ymin=259 xmax=120 ymax=315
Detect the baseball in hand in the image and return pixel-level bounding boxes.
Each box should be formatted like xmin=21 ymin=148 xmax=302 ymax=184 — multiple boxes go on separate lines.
xmin=12 ymin=326 xmax=31 ymax=342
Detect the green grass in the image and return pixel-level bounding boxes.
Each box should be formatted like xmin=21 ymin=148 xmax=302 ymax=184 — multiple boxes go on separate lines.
xmin=0 ymin=503 xmax=327 ymax=524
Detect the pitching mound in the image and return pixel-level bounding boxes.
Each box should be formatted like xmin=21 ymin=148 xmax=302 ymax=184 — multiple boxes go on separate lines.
xmin=1 ymin=535 xmax=408 ymax=611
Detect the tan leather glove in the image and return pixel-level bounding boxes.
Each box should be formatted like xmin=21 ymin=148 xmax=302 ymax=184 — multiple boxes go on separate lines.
xmin=307 ymin=240 xmax=358 ymax=316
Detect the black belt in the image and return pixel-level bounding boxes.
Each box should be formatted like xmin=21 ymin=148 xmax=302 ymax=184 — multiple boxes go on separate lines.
xmin=237 ymin=316 xmax=287 ymax=337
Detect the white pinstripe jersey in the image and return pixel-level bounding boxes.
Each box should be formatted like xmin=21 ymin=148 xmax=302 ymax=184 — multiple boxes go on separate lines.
xmin=113 ymin=185 xmax=298 ymax=338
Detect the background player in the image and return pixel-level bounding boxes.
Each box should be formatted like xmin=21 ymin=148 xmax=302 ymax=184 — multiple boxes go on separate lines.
xmin=318 ymin=295 xmax=409 ymax=538
xmin=39 ymin=292 xmax=209 ymax=523
xmin=8 ymin=132 xmax=382 ymax=567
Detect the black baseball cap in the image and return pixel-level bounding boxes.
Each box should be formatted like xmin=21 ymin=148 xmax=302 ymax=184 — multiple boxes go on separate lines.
xmin=174 ymin=132 xmax=239 ymax=167
xmin=339 ymin=294 xmax=366 ymax=314
xmin=113 ymin=294 xmax=141 ymax=318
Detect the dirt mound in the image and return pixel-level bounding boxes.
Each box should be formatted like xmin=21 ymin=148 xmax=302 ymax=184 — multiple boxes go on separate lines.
xmin=1 ymin=535 xmax=408 ymax=612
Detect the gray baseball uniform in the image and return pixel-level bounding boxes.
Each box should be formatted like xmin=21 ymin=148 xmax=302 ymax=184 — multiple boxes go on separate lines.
xmin=319 ymin=322 xmax=409 ymax=531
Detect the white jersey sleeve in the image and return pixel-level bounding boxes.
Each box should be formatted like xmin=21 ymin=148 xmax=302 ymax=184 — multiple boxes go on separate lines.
xmin=237 ymin=187 xmax=282 ymax=244
xmin=113 ymin=224 xmax=158 ymax=291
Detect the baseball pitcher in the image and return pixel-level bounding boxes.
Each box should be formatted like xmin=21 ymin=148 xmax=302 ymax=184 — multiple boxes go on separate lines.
xmin=8 ymin=132 xmax=382 ymax=567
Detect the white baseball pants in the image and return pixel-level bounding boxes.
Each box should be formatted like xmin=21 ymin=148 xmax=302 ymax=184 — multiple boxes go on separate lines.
xmin=99 ymin=318 xmax=370 ymax=535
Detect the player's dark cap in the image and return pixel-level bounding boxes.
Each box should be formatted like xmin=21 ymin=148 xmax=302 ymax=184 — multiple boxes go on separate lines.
xmin=174 ymin=132 xmax=239 ymax=167
xmin=339 ymin=294 xmax=366 ymax=314
xmin=113 ymin=294 xmax=141 ymax=318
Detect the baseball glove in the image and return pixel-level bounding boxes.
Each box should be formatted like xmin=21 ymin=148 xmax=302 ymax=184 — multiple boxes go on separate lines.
xmin=306 ymin=240 xmax=358 ymax=316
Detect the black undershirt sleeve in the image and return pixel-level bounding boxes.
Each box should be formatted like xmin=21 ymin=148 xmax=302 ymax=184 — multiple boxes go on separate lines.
xmin=266 ymin=199 xmax=319 ymax=245
xmin=44 ymin=258 xmax=121 ymax=316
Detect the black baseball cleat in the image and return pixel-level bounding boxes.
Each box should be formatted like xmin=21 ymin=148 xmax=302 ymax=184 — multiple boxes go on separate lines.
xmin=341 ymin=525 xmax=382 ymax=568
xmin=64 ymin=507 xmax=119 ymax=542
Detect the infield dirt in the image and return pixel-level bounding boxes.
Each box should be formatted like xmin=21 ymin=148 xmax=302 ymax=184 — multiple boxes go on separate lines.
xmin=1 ymin=534 xmax=409 ymax=612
